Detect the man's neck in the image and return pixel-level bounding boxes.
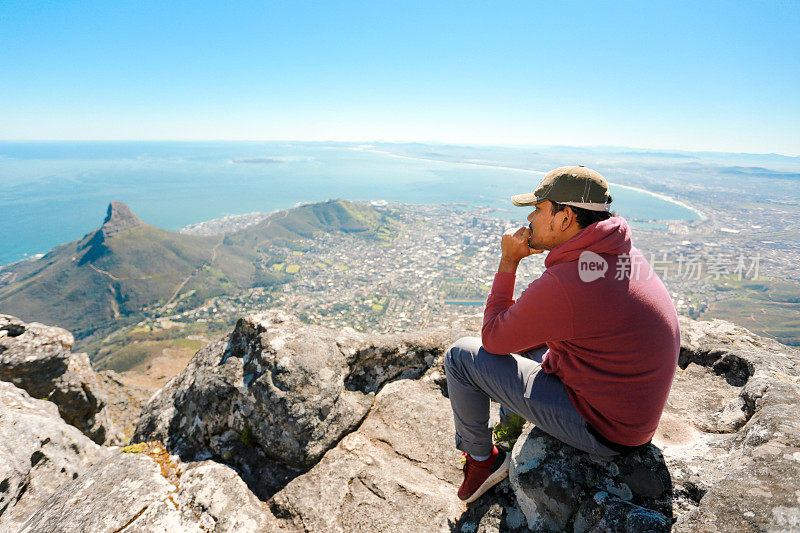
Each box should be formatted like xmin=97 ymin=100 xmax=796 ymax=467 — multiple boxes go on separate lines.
xmin=552 ymin=224 xmax=583 ymax=248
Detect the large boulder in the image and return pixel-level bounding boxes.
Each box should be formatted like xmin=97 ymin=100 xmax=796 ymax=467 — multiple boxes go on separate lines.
xmin=133 ymin=310 xmax=459 ymax=499
xmin=0 ymin=381 xmax=109 ymax=530
xmin=267 ymin=376 xmax=469 ymax=531
xmin=657 ymin=318 xmax=800 ymax=531
xmin=0 ymin=315 xmax=148 ymax=445
xmin=509 ymin=425 xmax=672 ymax=532
xmin=21 ymin=442 xmax=283 ymax=532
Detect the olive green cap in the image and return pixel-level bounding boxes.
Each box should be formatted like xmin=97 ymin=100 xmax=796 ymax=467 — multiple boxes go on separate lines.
xmin=511 ymin=165 xmax=612 ymax=212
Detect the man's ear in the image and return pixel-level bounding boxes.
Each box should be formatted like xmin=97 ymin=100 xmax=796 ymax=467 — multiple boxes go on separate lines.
xmin=561 ymin=207 xmax=572 ymax=229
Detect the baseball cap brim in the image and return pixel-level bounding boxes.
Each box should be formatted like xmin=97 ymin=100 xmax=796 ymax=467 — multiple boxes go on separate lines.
xmin=510 ymin=193 xmax=547 ymax=207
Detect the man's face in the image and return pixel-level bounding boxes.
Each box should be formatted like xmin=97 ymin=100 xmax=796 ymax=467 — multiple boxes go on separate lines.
xmin=526 ymin=200 xmax=559 ymax=250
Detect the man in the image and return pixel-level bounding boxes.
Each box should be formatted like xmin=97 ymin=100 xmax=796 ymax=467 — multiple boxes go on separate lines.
xmin=444 ymin=165 xmax=680 ymax=503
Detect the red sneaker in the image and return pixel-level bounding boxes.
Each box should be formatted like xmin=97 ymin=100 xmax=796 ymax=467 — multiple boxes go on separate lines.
xmin=457 ymin=445 xmax=510 ymax=503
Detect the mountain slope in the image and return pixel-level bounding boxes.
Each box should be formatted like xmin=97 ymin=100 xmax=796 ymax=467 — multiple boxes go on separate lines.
xmin=223 ymin=198 xmax=386 ymax=251
xmin=0 ymin=202 xmax=220 ymax=339
xmin=0 ymin=199 xmax=389 ymax=344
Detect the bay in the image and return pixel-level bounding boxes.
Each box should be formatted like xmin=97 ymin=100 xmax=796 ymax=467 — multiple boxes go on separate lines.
xmin=0 ymin=141 xmax=701 ymax=266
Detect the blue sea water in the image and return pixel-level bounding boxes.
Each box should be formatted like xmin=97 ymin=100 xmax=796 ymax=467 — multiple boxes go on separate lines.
xmin=0 ymin=141 xmax=701 ymax=266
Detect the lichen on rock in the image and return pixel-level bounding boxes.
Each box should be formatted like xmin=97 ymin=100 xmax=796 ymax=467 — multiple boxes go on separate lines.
xmin=509 ymin=425 xmax=673 ymax=532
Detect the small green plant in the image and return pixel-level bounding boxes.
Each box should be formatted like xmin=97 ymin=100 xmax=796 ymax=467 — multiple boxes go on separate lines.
xmin=493 ymin=412 xmax=525 ymax=448
xmin=240 ymin=426 xmax=256 ymax=447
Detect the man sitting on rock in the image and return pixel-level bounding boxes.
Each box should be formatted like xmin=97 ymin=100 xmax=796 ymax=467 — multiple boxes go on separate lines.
xmin=444 ymin=165 xmax=680 ymax=503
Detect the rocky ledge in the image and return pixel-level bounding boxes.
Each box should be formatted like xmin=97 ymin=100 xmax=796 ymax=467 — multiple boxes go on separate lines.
xmin=132 ymin=311 xmax=460 ymax=499
xmin=20 ymin=442 xmax=282 ymax=532
xmin=0 ymin=315 xmax=148 ymax=445
xmin=2 ymin=311 xmax=799 ymax=531
xmin=0 ymin=381 xmax=109 ymax=531
xmin=659 ymin=318 xmax=800 ymax=531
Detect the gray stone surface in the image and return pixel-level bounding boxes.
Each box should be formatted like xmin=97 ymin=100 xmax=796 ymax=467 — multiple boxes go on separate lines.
xmin=268 ymin=377 xmax=469 ymax=532
xmin=0 ymin=381 xmax=109 ymax=531
xmin=0 ymin=314 xmax=148 ymax=445
xmin=133 ymin=310 xmax=458 ymax=499
xmin=448 ymin=480 xmax=530 ymax=533
xmin=573 ymin=491 xmax=673 ymax=533
xmin=658 ymin=318 xmax=800 ymax=531
xmin=21 ymin=443 xmax=282 ymax=533
xmin=509 ymin=425 xmax=672 ymax=532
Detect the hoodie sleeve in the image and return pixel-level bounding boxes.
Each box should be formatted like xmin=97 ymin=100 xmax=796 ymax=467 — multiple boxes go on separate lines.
xmin=482 ymin=271 xmax=574 ymax=355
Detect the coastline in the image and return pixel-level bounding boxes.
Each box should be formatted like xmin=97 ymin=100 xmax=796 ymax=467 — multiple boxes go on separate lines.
xmin=608 ymin=183 xmax=707 ymax=221
xmin=1 ymin=145 xmax=707 ymax=266
xmin=350 ymin=146 xmax=548 ymax=176
xmin=351 ymin=146 xmax=707 ymax=221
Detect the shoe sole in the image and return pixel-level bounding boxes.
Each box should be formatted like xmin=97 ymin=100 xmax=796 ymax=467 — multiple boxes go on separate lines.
xmin=461 ymin=451 xmax=511 ymax=504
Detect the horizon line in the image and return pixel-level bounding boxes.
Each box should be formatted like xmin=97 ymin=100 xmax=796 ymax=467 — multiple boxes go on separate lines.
xmin=0 ymin=138 xmax=797 ymax=158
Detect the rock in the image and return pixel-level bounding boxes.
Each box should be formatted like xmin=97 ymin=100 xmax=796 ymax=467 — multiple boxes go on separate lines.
xmin=448 ymin=481 xmax=530 ymax=532
xmin=678 ymin=317 xmax=799 ymax=379
xmin=669 ymin=372 xmax=800 ymax=531
xmin=0 ymin=381 xmax=109 ymax=530
xmin=657 ymin=318 xmax=800 ymax=531
xmin=15 ymin=310 xmax=798 ymax=531
xmin=21 ymin=442 xmax=282 ymax=532
xmin=509 ymin=425 xmax=672 ymax=532
xmin=133 ymin=310 xmax=458 ymax=499
xmin=573 ymin=491 xmax=673 ymax=533
xmin=0 ymin=314 xmax=148 ymax=445
xmin=101 ymin=201 xmax=143 ymax=237
xmin=268 ymin=377 xmax=469 ymax=531
xmin=0 ymin=316 xmax=75 ymax=401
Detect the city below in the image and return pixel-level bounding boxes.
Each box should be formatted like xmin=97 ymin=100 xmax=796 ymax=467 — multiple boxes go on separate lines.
xmin=105 ymin=187 xmax=797 ymax=392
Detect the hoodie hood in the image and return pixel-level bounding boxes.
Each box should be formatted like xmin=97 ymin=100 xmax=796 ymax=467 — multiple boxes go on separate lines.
xmin=544 ymin=216 xmax=632 ymax=269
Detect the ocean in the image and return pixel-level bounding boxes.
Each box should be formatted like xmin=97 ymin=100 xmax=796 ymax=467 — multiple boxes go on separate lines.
xmin=0 ymin=141 xmax=702 ymax=266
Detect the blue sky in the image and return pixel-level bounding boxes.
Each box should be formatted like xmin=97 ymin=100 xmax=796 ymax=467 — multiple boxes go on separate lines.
xmin=2 ymin=1 xmax=798 ymax=154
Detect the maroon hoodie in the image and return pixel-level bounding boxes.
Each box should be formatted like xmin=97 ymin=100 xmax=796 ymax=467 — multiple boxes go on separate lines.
xmin=482 ymin=216 xmax=680 ymax=446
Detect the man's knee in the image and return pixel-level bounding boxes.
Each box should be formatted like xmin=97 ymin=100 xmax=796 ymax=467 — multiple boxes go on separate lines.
xmin=445 ymin=336 xmax=482 ymax=373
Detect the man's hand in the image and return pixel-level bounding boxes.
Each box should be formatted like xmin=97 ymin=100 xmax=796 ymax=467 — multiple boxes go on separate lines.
xmin=502 ymin=226 xmax=544 ymax=261
xmin=498 ymin=226 xmax=544 ymax=273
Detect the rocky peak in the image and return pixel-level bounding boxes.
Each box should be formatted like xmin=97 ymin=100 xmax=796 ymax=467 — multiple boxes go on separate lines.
xmin=101 ymin=201 xmax=142 ymax=237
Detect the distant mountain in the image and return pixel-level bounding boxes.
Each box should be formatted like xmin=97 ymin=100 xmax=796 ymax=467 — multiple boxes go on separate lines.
xmin=719 ymin=165 xmax=800 ymax=180
xmin=0 ymin=199 xmax=389 ymax=344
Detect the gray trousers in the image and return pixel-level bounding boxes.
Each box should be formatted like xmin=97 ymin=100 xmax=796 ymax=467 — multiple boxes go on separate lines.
xmin=444 ymin=337 xmax=618 ymax=457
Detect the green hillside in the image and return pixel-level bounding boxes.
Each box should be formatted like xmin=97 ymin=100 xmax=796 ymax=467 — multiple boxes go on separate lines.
xmin=0 ymin=199 xmax=389 ymax=346
xmin=0 ymin=202 xmax=221 ymax=341
xmin=223 ymin=199 xmax=387 ymax=251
